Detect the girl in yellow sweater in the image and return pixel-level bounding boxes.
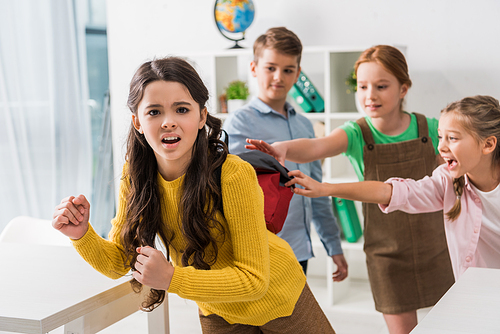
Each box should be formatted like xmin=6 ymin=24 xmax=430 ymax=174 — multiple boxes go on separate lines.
xmin=52 ymin=57 xmax=335 ymax=333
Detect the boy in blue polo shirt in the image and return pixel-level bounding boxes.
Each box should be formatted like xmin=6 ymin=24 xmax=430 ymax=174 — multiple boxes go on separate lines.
xmin=223 ymin=27 xmax=348 ymax=280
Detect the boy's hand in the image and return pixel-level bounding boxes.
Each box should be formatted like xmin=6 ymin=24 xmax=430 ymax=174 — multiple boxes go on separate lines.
xmin=285 ymin=170 xmax=326 ymax=198
xmin=133 ymin=246 xmax=174 ymax=291
xmin=52 ymin=195 xmax=90 ymax=240
xmin=245 ymin=139 xmax=286 ymax=165
xmin=331 ymin=254 xmax=348 ymax=282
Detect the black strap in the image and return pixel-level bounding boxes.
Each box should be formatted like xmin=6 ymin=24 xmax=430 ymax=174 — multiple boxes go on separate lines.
xmin=214 ymin=130 xmax=228 ymax=216
xmin=237 ymin=150 xmax=293 ymax=186
xmin=221 ymin=129 xmax=229 ymax=147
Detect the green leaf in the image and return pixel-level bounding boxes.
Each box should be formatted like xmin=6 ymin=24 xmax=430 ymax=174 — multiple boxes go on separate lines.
xmin=345 ymin=68 xmax=357 ymax=94
xmin=225 ymin=80 xmax=249 ymax=100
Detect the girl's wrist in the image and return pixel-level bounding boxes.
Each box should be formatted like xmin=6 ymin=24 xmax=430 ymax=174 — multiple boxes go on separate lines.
xmin=323 ymin=182 xmax=335 ymax=198
xmin=70 ymin=223 xmax=90 ymax=241
xmin=165 ymin=265 xmax=175 ymax=291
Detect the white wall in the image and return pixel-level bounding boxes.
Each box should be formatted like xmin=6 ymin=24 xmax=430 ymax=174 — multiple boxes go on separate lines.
xmin=106 ymin=0 xmax=500 ymax=191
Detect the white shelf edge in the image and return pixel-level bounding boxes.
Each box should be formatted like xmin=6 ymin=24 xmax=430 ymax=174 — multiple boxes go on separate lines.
xmin=302 ymin=45 xmax=372 ymax=54
xmin=213 ymin=112 xmax=229 ymax=120
xmin=328 ymin=112 xmax=362 ymax=120
xmin=341 ymin=237 xmax=364 ymax=251
xmin=184 ymin=45 xmax=369 ymax=58
xmin=298 ymin=112 xmax=327 ymax=120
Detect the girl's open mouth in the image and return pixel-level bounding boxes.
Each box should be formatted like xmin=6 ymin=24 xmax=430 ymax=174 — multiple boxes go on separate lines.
xmin=162 ymin=137 xmax=180 ymax=144
xmin=445 ymin=158 xmax=458 ymax=170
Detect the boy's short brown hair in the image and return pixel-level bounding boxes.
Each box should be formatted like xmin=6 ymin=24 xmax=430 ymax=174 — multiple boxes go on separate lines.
xmin=253 ymin=27 xmax=302 ymax=66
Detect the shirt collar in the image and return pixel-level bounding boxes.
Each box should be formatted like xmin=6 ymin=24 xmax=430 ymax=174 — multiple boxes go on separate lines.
xmin=464 ymin=173 xmax=475 ymax=193
xmin=249 ymin=97 xmax=296 ymax=117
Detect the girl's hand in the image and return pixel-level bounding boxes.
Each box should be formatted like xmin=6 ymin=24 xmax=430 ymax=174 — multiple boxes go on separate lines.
xmin=52 ymin=195 xmax=90 ymax=240
xmin=245 ymin=139 xmax=286 ymax=166
xmin=285 ymin=170 xmax=327 ymax=198
xmin=133 ymin=246 xmax=174 ymax=291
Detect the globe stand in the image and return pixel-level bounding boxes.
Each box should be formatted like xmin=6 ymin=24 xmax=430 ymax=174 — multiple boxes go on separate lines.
xmin=215 ymin=21 xmax=246 ymax=49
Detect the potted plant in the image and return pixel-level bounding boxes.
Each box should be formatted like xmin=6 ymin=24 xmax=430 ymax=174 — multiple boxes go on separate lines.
xmin=345 ymin=68 xmax=365 ymax=115
xmin=225 ymin=80 xmax=249 ymax=112
xmin=345 ymin=69 xmax=357 ymax=94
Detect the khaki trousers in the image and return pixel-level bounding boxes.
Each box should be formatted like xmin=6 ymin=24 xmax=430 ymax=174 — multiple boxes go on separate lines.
xmin=198 ymin=283 xmax=335 ymax=334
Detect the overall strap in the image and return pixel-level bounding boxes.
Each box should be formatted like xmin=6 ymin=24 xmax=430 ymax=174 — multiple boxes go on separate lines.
xmin=357 ymin=113 xmax=431 ymax=148
xmin=356 ymin=117 xmax=376 ymax=150
xmin=413 ymin=112 xmax=431 ymax=145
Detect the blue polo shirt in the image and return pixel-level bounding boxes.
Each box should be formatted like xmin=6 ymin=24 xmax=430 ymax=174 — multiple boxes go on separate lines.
xmin=223 ymin=97 xmax=343 ymax=262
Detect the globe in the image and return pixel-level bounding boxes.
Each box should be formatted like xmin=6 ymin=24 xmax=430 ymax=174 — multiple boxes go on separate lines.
xmin=214 ymin=0 xmax=255 ymax=49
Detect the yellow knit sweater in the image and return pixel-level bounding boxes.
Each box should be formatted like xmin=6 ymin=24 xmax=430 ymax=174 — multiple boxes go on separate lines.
xmin=72 ymin=154 xmax=306 ymax=326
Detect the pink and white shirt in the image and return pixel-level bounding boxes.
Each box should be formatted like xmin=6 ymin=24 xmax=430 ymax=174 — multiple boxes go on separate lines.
xmin=379 ymin=164 xmax=500 ymax=280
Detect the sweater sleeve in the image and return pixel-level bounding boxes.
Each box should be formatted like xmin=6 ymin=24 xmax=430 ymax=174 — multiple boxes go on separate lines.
xmin=71 ymin=174 xmax=131 ymax=279
xmin=167 ymin=157 xmax=271 ymax=303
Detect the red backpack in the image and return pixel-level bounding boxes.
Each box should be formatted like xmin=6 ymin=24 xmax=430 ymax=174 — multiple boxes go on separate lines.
xmin=215 ymin=146 xmax=294 ymax=234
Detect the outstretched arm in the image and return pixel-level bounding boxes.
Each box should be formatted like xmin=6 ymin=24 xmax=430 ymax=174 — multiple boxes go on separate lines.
xmin=285 ymin=170 xmax=393 ymax=205
xmin=246 ymin=127 xmax=349 ymax=164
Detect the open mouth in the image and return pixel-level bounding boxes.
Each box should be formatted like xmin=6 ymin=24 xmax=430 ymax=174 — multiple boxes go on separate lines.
xmin=162 ymin=136 xmax=180 ymax=144
xmin=444 ymin=158 xmax=458 ymax=169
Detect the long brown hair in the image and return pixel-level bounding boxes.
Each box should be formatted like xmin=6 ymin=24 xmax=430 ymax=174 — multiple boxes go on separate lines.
xmin=123 ymin=56 xmax=228 ymax=311
xmin=354 ymin=45 xmax=412 ymax=110
xmin=442 ymin=95 xmax=500 ymax=221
